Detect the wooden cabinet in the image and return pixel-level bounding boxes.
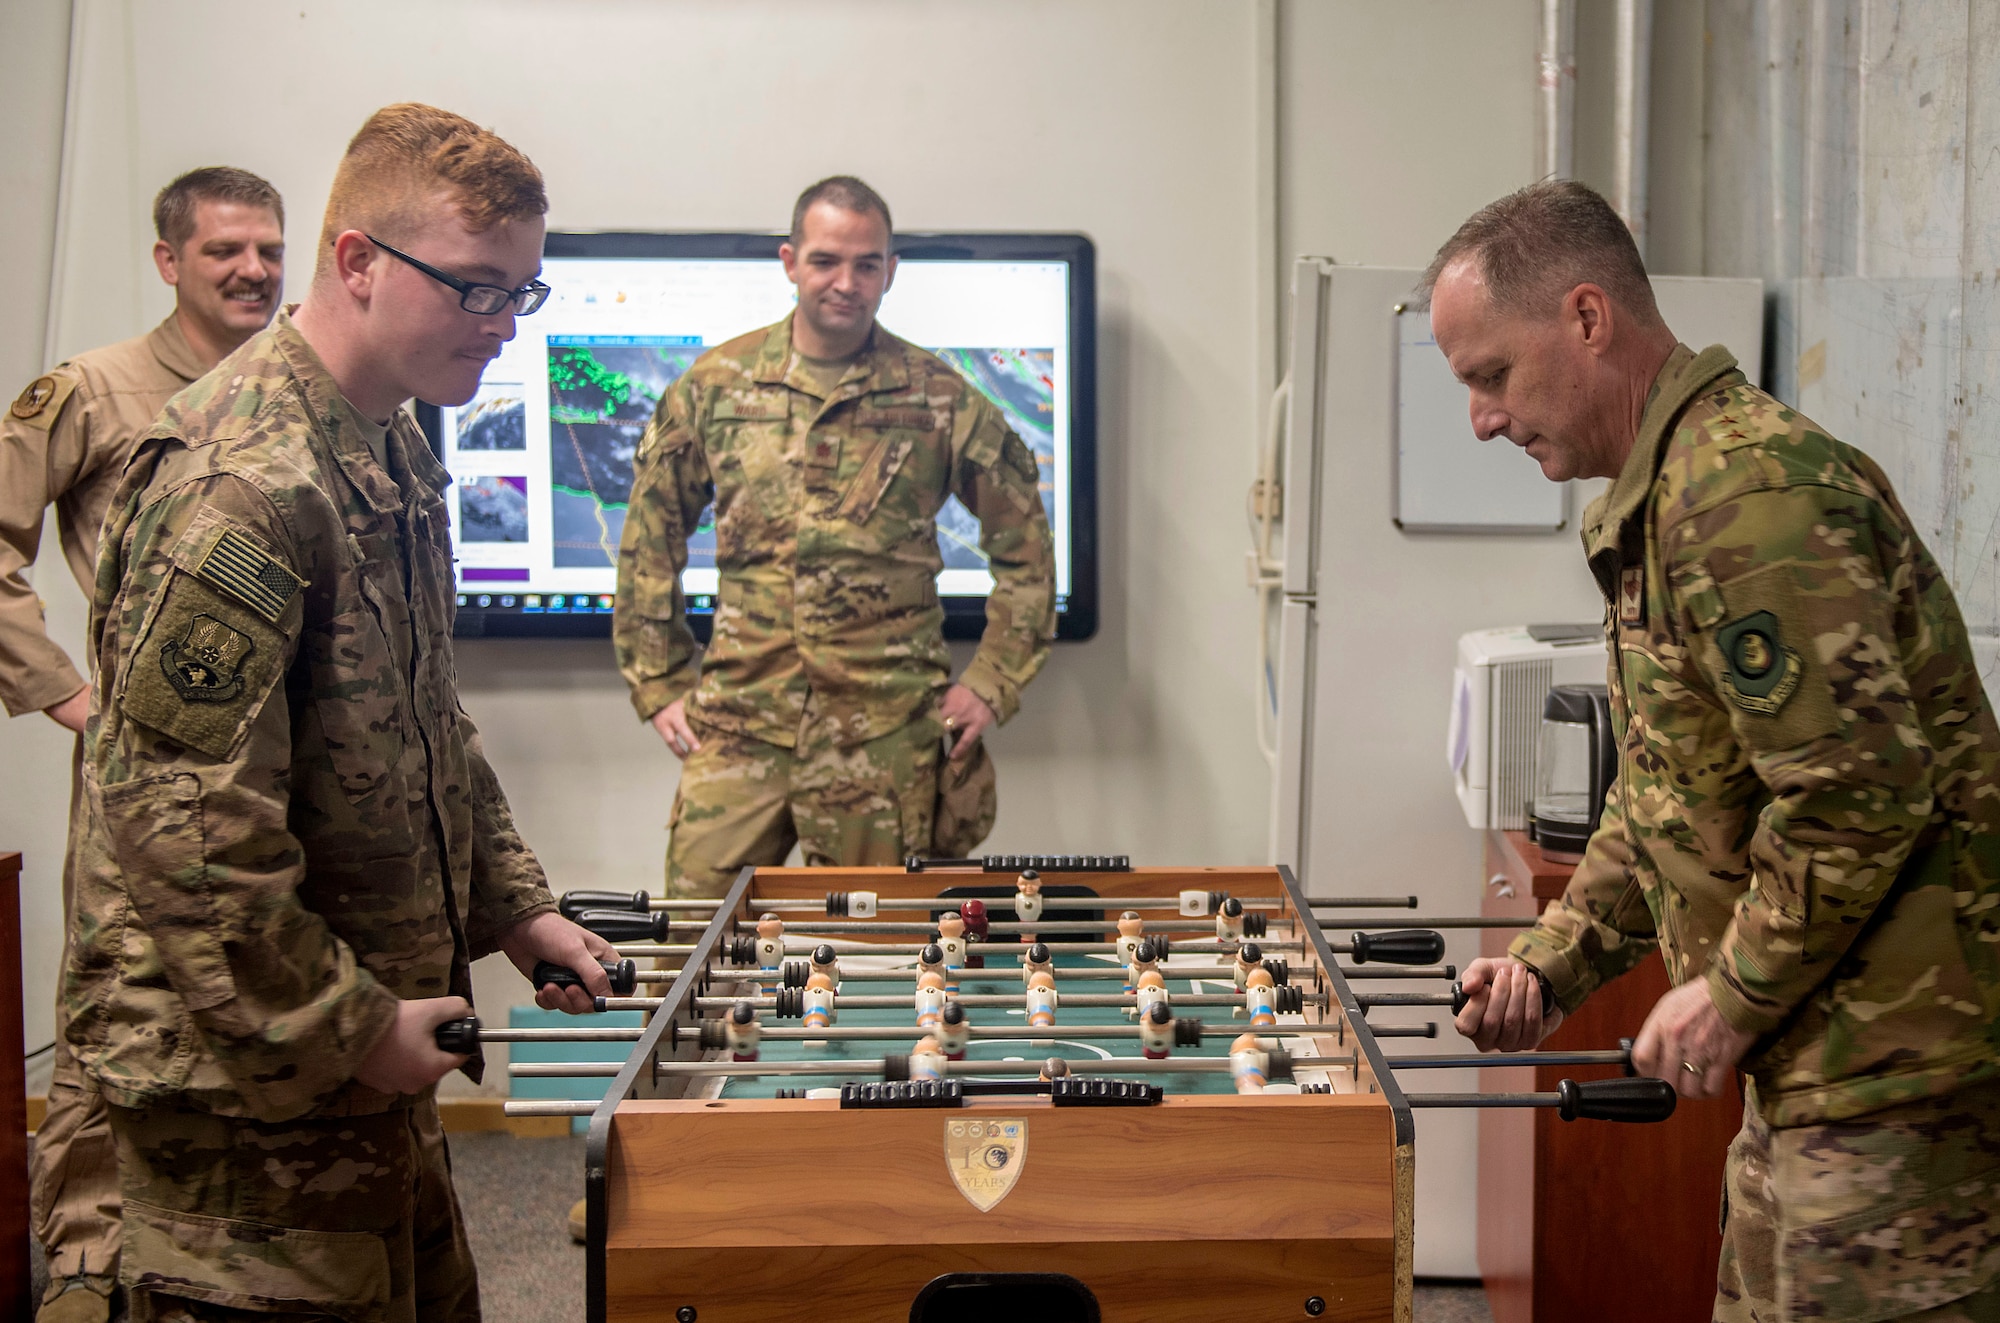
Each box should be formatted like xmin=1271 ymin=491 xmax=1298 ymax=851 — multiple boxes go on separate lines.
xmin=1476 ymin=831 xmax=1738 ymax=1323
xmin=1 ymin=851 xmax=27 ymax=1319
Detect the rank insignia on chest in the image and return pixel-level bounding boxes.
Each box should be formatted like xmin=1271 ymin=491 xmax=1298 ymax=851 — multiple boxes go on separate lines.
xmin=944 ymin=1116 xmax=1027 ymax=1212
xmin=1618 ymin=565 xmax=1646 ymax=625
xmin=160 ymin=613 xmax=253 ymax=703
xmin=1717 ymin=609 xmax=1801 ymax=715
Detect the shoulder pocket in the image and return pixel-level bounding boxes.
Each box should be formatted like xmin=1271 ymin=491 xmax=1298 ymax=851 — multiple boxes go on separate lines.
xmin=1700 ymin=562 xmax=1843 ymax=751
xmin=122 ymin=572 xmax=294 ymax=761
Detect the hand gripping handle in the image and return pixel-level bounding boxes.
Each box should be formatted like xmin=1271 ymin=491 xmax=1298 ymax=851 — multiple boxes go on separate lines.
xmin=433 ymin=1016 xmax=481 ymax=1055
xmin=1349 ymin=929 xmax=1447 ymax=966
xmin=557 ymin=890 xmax=650 ymax=921
xmin=1556 ymin=1076 xmax=1679 ymax=1123
xmin=532 ymin=958 xmax=638 ymax=997
xmin=571 ymin=908 xmax=670 ymax=943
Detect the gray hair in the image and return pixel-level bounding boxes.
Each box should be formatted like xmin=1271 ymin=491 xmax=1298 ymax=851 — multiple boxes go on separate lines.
xmin=789 ymin=175 xmax=893 ymax=247
xmin=1418 ymin=179 xmax=1659 ymax=323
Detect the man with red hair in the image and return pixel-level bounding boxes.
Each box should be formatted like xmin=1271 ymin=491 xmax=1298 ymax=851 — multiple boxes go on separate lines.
xmin=66 ymin=104 xmax=611 ymax=1321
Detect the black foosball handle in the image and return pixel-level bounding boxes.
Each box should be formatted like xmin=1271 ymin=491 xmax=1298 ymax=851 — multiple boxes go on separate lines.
xmin=570 ymin=908 xmax=670 ymax=943
xmin=1349 ymin=929 xmax=1447 ymax=966
xmin=532 ymin=958 xmax=638 ymax=998
xmin=558 ymin=889 xmax=650 ymax=920
xmin=1558 ymin=1076 xmax=1678 ymax=1123
xmin=434 ymin=1016 xmax=481 ymax=1055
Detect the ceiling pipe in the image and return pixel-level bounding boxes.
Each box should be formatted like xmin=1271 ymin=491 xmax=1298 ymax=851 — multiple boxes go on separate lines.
xmin=1612 ymin=0 xmax=1654 ymax=257
xmin=1537 ymin=0 xmax=1577 ymax=180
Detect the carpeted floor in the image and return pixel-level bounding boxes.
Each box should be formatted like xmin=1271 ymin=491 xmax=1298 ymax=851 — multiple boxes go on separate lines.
xmin=32 ymin=1130 xmax=1494 ymax=1321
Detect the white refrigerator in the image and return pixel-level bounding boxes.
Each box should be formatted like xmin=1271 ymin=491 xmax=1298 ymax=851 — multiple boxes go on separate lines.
xmin=1263 ymin=260 xmax=1765 ymax=1275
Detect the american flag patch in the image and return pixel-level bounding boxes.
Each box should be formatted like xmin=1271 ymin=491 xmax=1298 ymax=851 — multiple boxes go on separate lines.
xmin=196 ymin=529 xmax=302 ymax=624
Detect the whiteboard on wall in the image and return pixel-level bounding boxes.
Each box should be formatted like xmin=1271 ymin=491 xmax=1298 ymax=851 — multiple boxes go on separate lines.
xmin=1392 ymin=306 xmax=1568 ymax=533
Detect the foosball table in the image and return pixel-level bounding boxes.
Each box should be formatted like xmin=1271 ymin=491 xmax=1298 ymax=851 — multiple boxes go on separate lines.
xmin=461 ymin=859 xmax=1673 ymax=1323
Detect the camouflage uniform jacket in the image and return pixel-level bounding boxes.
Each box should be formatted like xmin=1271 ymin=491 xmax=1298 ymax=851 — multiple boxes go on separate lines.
xmin=0 ymin=315 xmax=205 ymax=716
xmin=614 ymin=314 xmax=1056 ymax=748
xmin=1512 ymin=343 xmax=2000 ymax=1127
xmin=64 ymin=312 xmax=556 ymax=1123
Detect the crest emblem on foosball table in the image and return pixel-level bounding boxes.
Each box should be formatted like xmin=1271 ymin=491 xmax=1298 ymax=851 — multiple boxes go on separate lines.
xmin=944 ymin=1117 xmax=1027 ymax=1212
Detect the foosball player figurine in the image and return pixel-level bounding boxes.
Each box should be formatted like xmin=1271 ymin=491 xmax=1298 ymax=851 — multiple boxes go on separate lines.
xmin=809 ymin=942 xmax=840 ymax=988
xmin=727 ymin=1000 xmax=761 ymax=1062
xmin=1039 ymin=1056 xmax=1070 ymax=1082
xmin=1125 ymin=937 xmax=1161 ymax=997
xmin=915 ymin=969 xmax=947 ymax=1029
xmin=1115 ymin=910 xmax=1146 ymax=966
xmin=910 ymin=1034 xmax=947 ymax=1082
xmin=1134 ymin=968 xmax=1170 ymax=1020
xmin=936 ymin=913 xmax=967 ymax=990
xmin=1216 ymin=896 xmax=1247 ymax=946
xmin=1020 ymin=941 xmax=1054 ymax=987
xmin=1139 ymin=1000 xmax=1175 ymax=1059
xmin=1015 ymin=868 xmax=1044 ymax=936
xmin=1242 ymin=966 xmax=1278 ymax=1027
xmin=755 ymin=912 xmax=786 ymax=992
xmin=1229 ymin=1032 xmax=1269 ymax=1094
xmin=958 ymin=899 xmax=989 ymax=968
xmin=918 ymin=941 xmax=948 ymax=989
xmin=803 ymin=972 xmax=838 ymax=1031
xmin=1233 ymin=941 xmax=1264 ymax=991
xmin=936 ymin=1001 xmax=970 ymax=1060
xmin=1025 ymin=969 xmax=1059 ymax=1029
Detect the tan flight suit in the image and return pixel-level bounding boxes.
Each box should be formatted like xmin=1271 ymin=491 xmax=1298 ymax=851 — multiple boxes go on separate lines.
xmin=0 ymin=315 xmax=206 ymax=1297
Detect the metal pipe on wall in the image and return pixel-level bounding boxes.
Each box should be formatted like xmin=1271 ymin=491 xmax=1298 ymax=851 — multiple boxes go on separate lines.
xmin=1612 ymin=0 xmax=1655 ymax=256
xmin=1537 ymin=0 xmax=1576 ymax=180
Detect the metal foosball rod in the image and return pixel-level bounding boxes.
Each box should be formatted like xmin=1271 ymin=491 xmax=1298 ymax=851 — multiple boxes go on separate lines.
xmin=612 ymin=939 xmax=1329 ymax=958
xmin=662 ymin=1022 xmax=1329 ymax=1045
xmin=510 ymin=1054 xmax=1312 ymax=1079
xmin=1364 ymin=1023 xmax=1439 ymax=1038
xmin=563 ymin=888 xmax=1423 ymax=919
xmin=677 ymin=991 xmax=1322 ymax=1011
xmin=1319 ymin=916 xmax=1535 ymax=930
xmin=1385 ymin=1045 xmax=1632 ymax=1072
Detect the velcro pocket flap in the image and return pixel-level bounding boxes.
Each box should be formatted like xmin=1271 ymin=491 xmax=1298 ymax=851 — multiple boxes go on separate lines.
xmin=854 ymin=406 xmax=936 ymax=430
xmin=1704 ymin=563 xmax=1843 ymax=751
xmin=713 ymin=396 xmax=789 ymax=422
xmin=125 ymin=1198 xmax=392 ymax=1323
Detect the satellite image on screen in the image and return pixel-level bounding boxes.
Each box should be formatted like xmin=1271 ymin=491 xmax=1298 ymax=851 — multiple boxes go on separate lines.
xmin=929 ymin=347 xmax=1056 ymax=570
xmin=453 ymin=382 xmax=526 ymax=451
xmin=459 ymin=474 xmax=529 ymax=542
xmin=547 ymin=337 xmax=709 ymax=568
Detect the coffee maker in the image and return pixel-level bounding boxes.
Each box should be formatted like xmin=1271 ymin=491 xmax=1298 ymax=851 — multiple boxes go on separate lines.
xmin=1530 ymin=683 xmax=1615 ymax=862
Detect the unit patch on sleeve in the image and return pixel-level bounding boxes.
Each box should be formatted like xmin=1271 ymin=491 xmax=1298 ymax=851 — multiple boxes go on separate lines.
xmin=196 ymin=528 xmax=303 ymax=624
xmin=159 ymin=614 xmax=253 ymax=703
xmin=1716 ymin=610 xmax=1800 ymax=715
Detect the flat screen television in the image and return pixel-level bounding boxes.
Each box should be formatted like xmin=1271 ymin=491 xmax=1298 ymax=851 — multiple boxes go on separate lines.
xmin=415 ymin=230 xmax=1097 ymax=642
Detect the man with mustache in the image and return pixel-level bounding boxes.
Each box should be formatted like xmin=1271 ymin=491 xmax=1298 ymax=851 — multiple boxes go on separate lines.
xmin=0 ymin=166 xmax=283 ymax=1323
xmin=68 ymin=104 xmax=612 ymax=1320
xmin=1433 ymin=180 xmax=2000 ymax=1321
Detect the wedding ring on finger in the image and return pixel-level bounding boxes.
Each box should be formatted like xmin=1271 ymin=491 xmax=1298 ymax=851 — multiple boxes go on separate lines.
xmin=1681 ymin=1061 xmax=1701 ymax=1076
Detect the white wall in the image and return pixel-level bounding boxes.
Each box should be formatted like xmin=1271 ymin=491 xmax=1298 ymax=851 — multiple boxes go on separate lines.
xmin=2 ymin=0 xmax=1273 ymax=1091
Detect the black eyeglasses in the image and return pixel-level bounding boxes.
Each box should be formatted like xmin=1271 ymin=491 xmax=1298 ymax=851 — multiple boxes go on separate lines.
xmin=365 ymin=234 xmax=551 ymax=316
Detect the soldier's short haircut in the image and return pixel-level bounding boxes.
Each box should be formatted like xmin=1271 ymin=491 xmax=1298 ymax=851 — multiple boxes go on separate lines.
xmin=317 ymin=103 xmax=546 ymax=269
xmin=152 ymin=167 xmax=284 ymax=250
xmin=789 ymin=176 xmax=893 ymax=247
xmin=1418 ymin=179 xmax=1661 ymax=325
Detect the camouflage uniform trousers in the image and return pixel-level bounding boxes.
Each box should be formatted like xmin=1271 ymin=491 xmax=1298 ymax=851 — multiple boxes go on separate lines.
xmin=32 ymin=734 xmax=122 ymax=1299
xmin=105 ymin=1095 xmax=478 ymax=1323
xmin=1717 ymin=1078 xmax=2000 ymax=1322
xmin=666 ymin=702 xmax=943 ymax=897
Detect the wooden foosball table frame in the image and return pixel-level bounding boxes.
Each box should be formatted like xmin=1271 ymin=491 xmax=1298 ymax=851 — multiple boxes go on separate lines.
xmin=575 ymin=863 xmax=1418 ymax=1323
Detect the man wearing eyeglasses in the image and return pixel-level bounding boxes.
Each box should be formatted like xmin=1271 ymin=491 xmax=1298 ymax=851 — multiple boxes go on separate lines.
xmin=64 ymin=103 xmax=608 ymax=1321
xmin=2 ymin=165 xmax=283 ymax=1323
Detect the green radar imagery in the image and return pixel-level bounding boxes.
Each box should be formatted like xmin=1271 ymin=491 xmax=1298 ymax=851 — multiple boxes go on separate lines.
xmin=546 ymin=336 xmax=707 ymax=569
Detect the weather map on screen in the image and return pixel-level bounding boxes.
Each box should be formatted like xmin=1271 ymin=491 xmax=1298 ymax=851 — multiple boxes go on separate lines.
xmin=426 ymin=233 xmax=1092 ymax=639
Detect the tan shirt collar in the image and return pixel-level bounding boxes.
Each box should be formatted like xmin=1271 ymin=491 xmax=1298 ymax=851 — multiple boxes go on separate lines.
xmin=146 ymin=313 xmax=208 ymax=383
